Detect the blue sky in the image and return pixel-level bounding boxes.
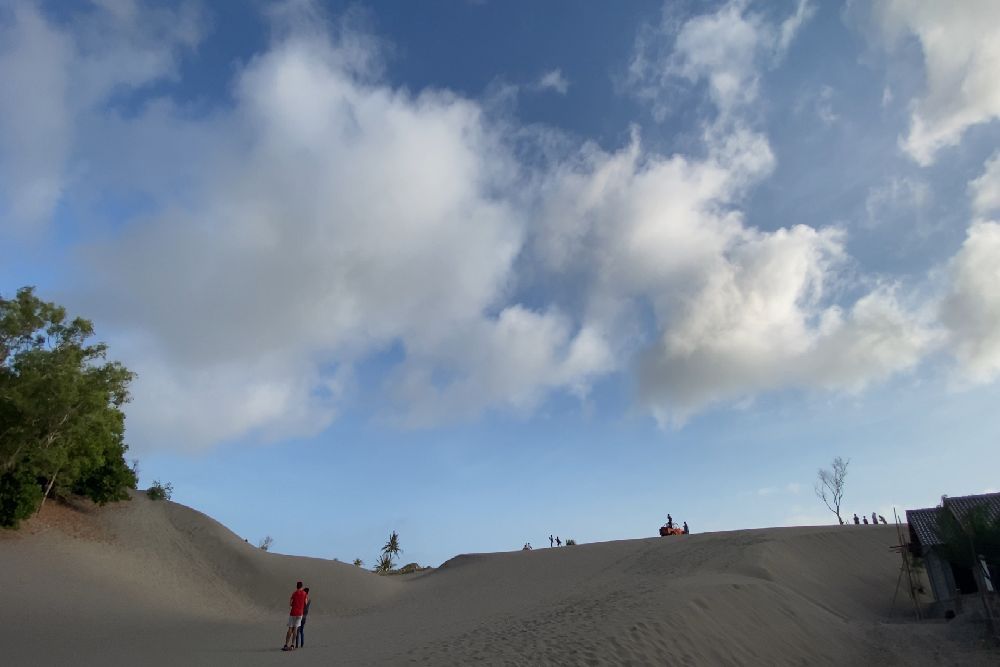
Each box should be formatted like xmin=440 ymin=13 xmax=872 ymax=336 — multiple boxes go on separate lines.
xmin=2 ymin=0 xmax=1000 ymax=567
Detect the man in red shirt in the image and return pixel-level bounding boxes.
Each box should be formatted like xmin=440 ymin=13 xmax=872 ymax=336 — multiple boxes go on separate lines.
xmin=282 ymin=581 xmax=308 ymax=651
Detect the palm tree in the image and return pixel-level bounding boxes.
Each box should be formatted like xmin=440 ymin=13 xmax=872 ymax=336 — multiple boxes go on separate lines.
xmin=373 ymin=552 xmax=394 ymax=573
xmin=382 ymin=530 xmax=402 ymax=559
xmin=353 ymin=558 xmax=363 ymax=567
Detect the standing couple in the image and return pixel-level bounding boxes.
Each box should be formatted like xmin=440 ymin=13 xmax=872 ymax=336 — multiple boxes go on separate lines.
xmin=282 ymin=581 xmax=311 ymax=651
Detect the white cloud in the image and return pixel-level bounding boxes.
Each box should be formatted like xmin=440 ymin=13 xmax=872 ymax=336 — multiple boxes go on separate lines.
xmin=628 ymin=0 xmax=813 ymax=119
xmin=535 ymin=68 xmax=569 ymax=95
xmin=881 ymin=86 xmax=893 ymax=108
xmin=940 ymin=220 xmax=1000 ymax=384
xmin=864 ymin=176 xmax=930 ymax=228
xmin=0 ymin=0 xmax=202 ymax=230
xmin=389 ymin=306 xmax=612 ymax=426
xmin=640 ymin=243 xmax=933 ymax=424
xmin=969 ymin=152 xmax=1000 ymax=215
xmin=71 ymin=14 xmax=609 ymax=446
xmin=531 ymin=125 xmax=933 ymax=423
xmin=794 ymin=84 xmax=838 ymax=125
xmin=870 ymin=0 xmax=1000 ymax=165
xmin=0 ymin=1 xmax=958 ymax=450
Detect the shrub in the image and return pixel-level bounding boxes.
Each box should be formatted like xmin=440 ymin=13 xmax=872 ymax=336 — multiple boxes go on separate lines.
xmin=147 ymin=479 xmax=173 ymax=501
xmin=565 ymin=539 xmax=577 ymax=546
xmin=74 ymin=457 xmax=137 ymax=505
xmin=0 ymin=467 xmax=43 ymax=528
xmin=258 ymin=535 xmax=274 ymax=551
xmin=396 ymin=562 xmax=427 ymax=574
xmin=353 ymin=558 xmax=363 ymax=567
xmin=373 ymin=552 xmax=394 ymax=573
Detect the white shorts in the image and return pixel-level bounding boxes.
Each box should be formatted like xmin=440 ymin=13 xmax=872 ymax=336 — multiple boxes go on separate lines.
xmin=288 ymin=616 xmax=302 ymax=628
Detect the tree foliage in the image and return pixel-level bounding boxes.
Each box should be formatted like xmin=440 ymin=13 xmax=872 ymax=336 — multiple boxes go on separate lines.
xmin=937 ymin=504 xmax=1000 ymax=571
xmin=0 ymin=287 xmax=136 ymax=527
xmin=382 ymin=530 xmax=402 ymax=558
xmin=373 ymin=552 xmax=394 ymax=573
xmin=147 ymin=479 xmax=173 ymax=501
xmin=814 ymin=456 xmax=849 ymax=525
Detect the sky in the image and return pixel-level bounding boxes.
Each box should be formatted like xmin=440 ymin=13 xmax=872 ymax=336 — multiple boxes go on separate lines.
xmin=2 ymin=0 xmax=1000 ymax=567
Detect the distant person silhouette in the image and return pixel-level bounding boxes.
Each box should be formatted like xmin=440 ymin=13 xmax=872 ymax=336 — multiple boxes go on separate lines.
xmin=853 ymin=513 xmax=860 ymax=525
xmin=683 ymin=521 xmax=689 ymax=535
xmin=556 ymin=536 xmax=561 ymax=547
xmin=863 ymin=516 xmax=869 ymax=524
xmin=878 ymin=515 xmax=887 ymax=525
xmin=549 ymin=534 xmax=554 ymax=547
xmin=872 ymin=512 xmax=878 ymax=525
xmin=667 ymin=514 xmax=673 ymax=529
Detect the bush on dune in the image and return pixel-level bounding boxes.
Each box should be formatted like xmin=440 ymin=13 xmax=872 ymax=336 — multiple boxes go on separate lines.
xmin=0 ymin=287 xmax=137 ymax=528
xmin=373 ymin=552 xmax=394 ymax=573
xmin=147 ymin=480 xmax=173 ymax=501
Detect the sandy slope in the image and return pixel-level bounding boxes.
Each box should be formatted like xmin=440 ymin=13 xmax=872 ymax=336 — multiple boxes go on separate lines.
xmin=1 ymin=493 xmax=996 ymax=666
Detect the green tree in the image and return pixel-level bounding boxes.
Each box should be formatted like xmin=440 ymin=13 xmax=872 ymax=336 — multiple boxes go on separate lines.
xmin=353 ymin=558 xmax=363 ymax=567
xmin=147 ymin=479 xmax=173 ymax=501
xmin=382 ymin=530 xmax=402 ymax=559
xmin=1 ymin=287 xmax=136 ymax=527
xmin=373 ymin=552 xmax=394 ymax=573
xmin=937 ymin=504 xmax=1000 ymax=572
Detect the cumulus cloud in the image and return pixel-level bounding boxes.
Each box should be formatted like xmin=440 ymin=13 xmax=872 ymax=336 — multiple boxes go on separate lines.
xmin=940 ymin=220 xmax=1000 ymax=384
xmin=530 ymin=127 xmax=933 ymax=423
xmin=0 ymin=0 xmax=202 ymax=230
xmin=969 ymin=152 xmax=1000 ymax=215
xmin=639 ymin=237 xmax=932 ymax=424
xmin=0 ymin=1 xmax=956 ymax=449
xmin=628 ymin=0 xmax=813 ymax=119
xmin=870 ymin=0 xmax=1000 ymax=165
xmin=535 ymin=68 xmax=569 ymax=94
xmin=69 ymin=11 xmax=608 ymax=447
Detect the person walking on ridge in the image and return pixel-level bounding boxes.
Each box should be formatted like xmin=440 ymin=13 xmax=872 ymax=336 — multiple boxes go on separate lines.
xmin=549 ymin=534 xmax=554 ymax=547
xmin=667 ymin=514 xmax=673 ymax=529
xmin=853 ymin=513 xmax=860 ymax=525
xmin=282 ymin=581 xmax=307 ymax=651
xmin=555 ymin=536 xmax=561 ymax=547
xmin=683 ymin=521 xmax=689 ymax=535
xmin=871 ymin=512 xmax=878 ymax=525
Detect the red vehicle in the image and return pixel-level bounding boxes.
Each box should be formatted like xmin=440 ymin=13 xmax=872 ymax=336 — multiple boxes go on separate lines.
xmin=659 ymin=524 xmax=684 ymax=536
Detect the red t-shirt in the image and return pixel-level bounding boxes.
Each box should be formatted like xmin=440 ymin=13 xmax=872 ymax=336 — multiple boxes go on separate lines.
xmin=290 ymin=589 xmax=307 ymax=616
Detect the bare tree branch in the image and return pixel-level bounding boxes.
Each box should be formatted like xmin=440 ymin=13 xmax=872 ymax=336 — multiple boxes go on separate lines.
xmin=815 ymin=457 xmax=849 ymax=525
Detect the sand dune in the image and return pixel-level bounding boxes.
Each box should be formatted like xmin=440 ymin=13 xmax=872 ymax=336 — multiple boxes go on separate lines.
xmin=1 ymin=493 xmax=997 ymax=666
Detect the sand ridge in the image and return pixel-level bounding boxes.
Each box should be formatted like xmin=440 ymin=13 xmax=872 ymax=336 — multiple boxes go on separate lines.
xmin=2 ymin=492 xmax=998 ymax=665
